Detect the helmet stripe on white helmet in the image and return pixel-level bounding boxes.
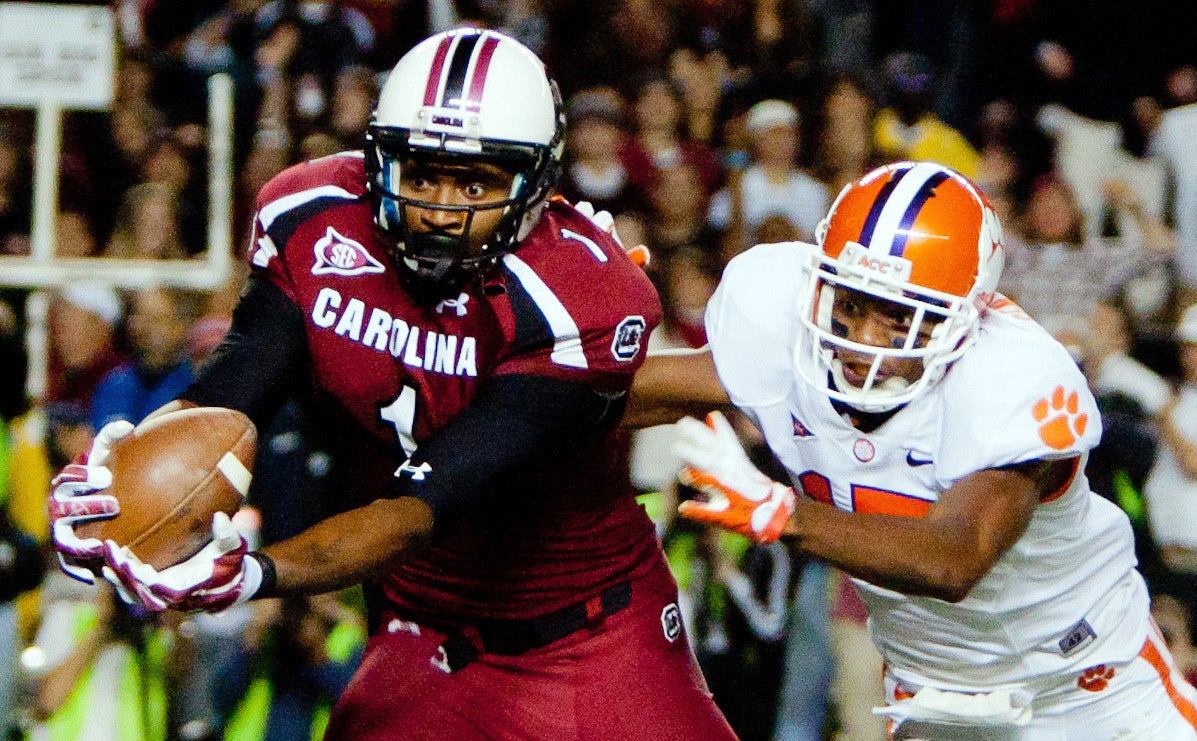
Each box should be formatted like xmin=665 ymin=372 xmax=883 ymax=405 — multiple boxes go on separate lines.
xmin=364 ymin=28 xmax=565 ymax=301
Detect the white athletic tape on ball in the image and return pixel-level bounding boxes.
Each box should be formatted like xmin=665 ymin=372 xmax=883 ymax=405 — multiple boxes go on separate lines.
xmin=217 ymin=453 xmax=253 ymax=498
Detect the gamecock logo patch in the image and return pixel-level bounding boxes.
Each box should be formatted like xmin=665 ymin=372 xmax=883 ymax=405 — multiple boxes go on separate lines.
xmin=312 ymin=227 xmax=385 ymax=276
xmin=661 ymin=603 xmax=682 ymax=642
xmin=611 ymin=316 xmax=646 ymax=362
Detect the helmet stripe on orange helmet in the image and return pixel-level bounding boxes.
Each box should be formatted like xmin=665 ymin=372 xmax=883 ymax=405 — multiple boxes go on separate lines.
xmin=421 ymin=34 xmax=454 ymax=107
xmin=858 ymin=164 xmax=912 ymax=247
xmin=891 ymin=170 xmax=951 ymax=255
xmin=861 ymin=163 xmax=946 ymax=257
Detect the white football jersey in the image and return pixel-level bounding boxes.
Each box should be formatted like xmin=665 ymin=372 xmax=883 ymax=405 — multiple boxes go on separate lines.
xmin=706 ymin=241 xmax=1148 ymax=690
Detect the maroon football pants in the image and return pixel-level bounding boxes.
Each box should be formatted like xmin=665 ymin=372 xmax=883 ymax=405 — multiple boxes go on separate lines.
xmin=323 ymin=560 xmax=737 ymax=740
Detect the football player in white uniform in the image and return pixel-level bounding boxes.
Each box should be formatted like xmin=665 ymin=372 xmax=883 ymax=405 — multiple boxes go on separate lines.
xmin=652 ymin=161 xmax=1197 ymax=738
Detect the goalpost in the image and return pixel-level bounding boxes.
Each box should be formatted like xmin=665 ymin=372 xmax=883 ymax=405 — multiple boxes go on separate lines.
xmin=0 ymin=3 xmax=237 ymax=400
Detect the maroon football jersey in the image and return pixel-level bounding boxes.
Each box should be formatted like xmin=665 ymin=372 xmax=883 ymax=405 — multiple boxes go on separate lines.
xmin=249 ymin=152 xmax=664 ymax=623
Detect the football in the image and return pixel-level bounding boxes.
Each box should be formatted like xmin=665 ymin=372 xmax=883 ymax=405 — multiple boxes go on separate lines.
xmin=77 ymin=407 xmax=257 ymax=570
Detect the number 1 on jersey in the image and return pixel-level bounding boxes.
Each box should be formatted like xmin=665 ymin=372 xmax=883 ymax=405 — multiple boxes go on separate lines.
xmin=380 ymin=386 xmax=418 ymax=456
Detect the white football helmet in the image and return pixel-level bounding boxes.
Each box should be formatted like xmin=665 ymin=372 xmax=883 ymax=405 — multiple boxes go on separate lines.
xmin=365 ymin=28 xmax=565 ymax=299
xmin=795 ymin=161 xmax=1005 ymax=412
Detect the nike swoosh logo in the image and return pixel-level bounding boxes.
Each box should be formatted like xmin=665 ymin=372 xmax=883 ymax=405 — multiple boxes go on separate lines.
xmin=906 ymin=452 xmax=933 ymax=467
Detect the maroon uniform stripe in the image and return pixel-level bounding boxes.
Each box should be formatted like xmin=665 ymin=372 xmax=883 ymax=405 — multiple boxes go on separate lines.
xmin=422 ymin=34 xmax=454 ymax=107
xmin=464 ymin=35 xmax=500 ymax=112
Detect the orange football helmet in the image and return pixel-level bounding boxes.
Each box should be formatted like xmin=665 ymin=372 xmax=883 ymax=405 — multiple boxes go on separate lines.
xmin=795 ymin=161 xmax=1005 ymax=411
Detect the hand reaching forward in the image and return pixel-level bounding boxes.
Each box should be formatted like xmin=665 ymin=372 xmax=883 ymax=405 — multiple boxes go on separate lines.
xmin=672 ymin=411 xmax=795 ymax=543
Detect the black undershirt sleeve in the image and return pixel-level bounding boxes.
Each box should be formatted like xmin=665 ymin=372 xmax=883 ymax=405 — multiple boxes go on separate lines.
xmin=181 ymin=278 xmax=309 ymax=431
xmin=392 ymin=373 xmax=627 ymax=534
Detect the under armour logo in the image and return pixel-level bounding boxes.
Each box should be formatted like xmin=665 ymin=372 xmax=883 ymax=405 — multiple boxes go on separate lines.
xmin=435 ymin=293 xmax=470 ymax=317
xmin=395 ymin=459 xmax=432 ymax=481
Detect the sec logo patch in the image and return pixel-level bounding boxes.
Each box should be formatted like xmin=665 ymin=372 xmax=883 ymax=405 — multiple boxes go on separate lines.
xmin=312 ymin=226 xmax=385 ymax=276
xmin=611 ymin=316 xmax=646 ymax=361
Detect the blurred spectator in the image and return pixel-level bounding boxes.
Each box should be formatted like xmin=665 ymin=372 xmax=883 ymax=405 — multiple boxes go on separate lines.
xmin=1035 ymin=103 xmax=1169 ymax=247
xmin=252 ymin=1 xmax=373 ymax=78
xmin=54 ymin=212 xmax=100 ymax=259
xmin=1025 ymin=2 xmax=1184 ymax=125
xmin=1153 ymin=593 xmax=1197 ymax=688
xmin=211 ymin=593 xmax=365 ymax=741
xmin=327 ymin=65 xmax=378 ymax=151
xmin=620 ymin=74 xmax=722 ymax=203
xmin=100 ymin=103 xmax=165 ymax=230
xmin=1150 ymin=65 xmax=1197 ymax=305
xmin=104 ymin=183 xmax=188 ymax=260
xmin=826 ymin=570 xmax=886 ymax=741
xmin=0 ymin=133 xmax=31 ymax=251
xmin=46 ymin=283 xmax=126 ymax=408
xmin=493 ymin=0 xmax=550 ymax=56
xmin=1057 ymin=301 xmax=1171 ymax=595
xmin=666 ymin=45 xmax=727 ymax=146
xmin=1082 ymin=300 xmax=1172 ymax=419
xmin=872 ymin=51 xmax=981 ymax=178
xmin=812 ymin=74 xmax=878 ymax=193
xmin=1000 ymin=174 xmax=1173 ymax=328
xmin=140 ymin=135 xmax=208 ymax=256
xmin=644 ymin=161 xmax=719 ymax=267
xmin=0 ymin=485 xmax=42 ymax=738
xmin=708 ymin=99 xmax=829 ymax=261
xmin=558 ymin=89 xmax=641 ymax=217
xmin=91 ymin=286 xmax=205 ymax=430
xmin=22 ymin=576 xmax=171 ymax=740
xmin=546 ymin=0 xmax=700 ymax=95
xmin=1146 ymin=304 xmax=1197 ymax=617
xmin=700 ymin=532 xmax=793 ymax=741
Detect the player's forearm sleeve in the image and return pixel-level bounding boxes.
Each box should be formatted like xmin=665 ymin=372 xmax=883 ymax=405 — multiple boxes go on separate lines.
xmin=181 ymin=278 xmax=309 ymax=430
xmin=392 ymin=373 xmax=624 ymax=533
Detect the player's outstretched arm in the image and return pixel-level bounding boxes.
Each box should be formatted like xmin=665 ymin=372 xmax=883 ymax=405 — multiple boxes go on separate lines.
xmin=103 ymin=498 xmax=435 ymax=611
xmin=779 ymin=460 xmax=1065 ymax=602
xmin=624 ymin=349 xmax=732 ymax=429
xmin=674 ymin=411 xmax=1068 ymax=602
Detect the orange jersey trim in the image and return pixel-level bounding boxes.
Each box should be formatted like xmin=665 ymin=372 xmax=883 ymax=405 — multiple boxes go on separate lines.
xmin=1142 ymin=627 xmax=1197 ymax=728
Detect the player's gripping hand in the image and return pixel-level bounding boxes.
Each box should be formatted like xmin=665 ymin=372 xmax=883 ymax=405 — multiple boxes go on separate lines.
xmin=672 ymin=411 xmax=795 ymax=543
xmin=574 ymin=200 xmax=651 ymax=267
xmin=102 ymin=512 xmax=266 ymax=613
xmin=48 ymin=420 xmax=134 ymax=584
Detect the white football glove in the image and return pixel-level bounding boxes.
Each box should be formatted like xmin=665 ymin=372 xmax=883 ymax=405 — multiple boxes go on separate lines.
xmin=102 ymin=512 xmax=264 ymax=613
xmin=672 ymin=411 xmax=795 ymax=543
xmin=48 ymin=420 xmax=134 ymax=583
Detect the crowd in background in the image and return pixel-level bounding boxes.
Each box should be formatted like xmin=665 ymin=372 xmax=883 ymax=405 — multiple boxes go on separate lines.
xmin=3 ymin=1 xmax=1197 ymax=739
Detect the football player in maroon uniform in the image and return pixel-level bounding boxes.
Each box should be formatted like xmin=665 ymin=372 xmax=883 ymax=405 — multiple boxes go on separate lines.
xmin=48 ymin=28 xmax=736 ymax=740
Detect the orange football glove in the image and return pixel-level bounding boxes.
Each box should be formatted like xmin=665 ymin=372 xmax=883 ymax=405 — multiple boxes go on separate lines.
xmin=672 ymin=412 xmax=795 ymax=543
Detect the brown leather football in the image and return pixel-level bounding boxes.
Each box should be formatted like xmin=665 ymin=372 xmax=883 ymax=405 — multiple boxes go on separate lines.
xmin=77 ymin=407 xmax=257 ymax=570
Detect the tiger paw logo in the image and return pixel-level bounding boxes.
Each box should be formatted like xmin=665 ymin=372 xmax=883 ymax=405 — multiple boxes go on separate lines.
xmin=1032 ymin=386 xmax=1088 ymax=450
xmin=1077 ymin=664 xmax=1114 ymax=692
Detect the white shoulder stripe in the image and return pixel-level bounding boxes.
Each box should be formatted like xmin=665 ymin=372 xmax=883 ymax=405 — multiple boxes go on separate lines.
xmin=258 ymin=185 xmax=358 ymax=232
xmin=503 ymin=254 xmax=588 ymax=369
